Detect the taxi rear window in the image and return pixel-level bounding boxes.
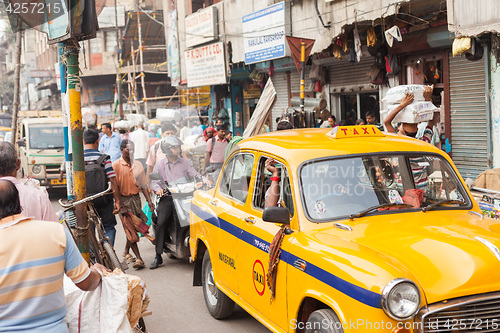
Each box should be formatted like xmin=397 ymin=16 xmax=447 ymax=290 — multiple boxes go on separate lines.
xmin=299 ymin=153 xmax=471 ymax=222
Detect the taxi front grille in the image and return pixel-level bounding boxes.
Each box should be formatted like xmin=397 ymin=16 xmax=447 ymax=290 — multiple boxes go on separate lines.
xmin=419 ymin=293 xmax=500 ymax=332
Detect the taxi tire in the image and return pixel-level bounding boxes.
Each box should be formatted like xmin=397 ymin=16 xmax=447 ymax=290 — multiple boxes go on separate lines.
xmin=202 ymin=251 xmax=235 ymax=319
xmin=304 ymin=309 xmax=343 ymax=333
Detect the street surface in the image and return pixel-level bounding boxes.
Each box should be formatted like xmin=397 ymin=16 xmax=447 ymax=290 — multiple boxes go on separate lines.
xmin=49 ymin=189 xmax=270 ymax=333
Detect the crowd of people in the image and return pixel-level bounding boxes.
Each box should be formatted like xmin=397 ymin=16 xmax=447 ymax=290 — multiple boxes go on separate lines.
xmin=91 ymin=118 xmax=228 ymax=270
xmin=0 ymin=89 xmax=438 ymax=330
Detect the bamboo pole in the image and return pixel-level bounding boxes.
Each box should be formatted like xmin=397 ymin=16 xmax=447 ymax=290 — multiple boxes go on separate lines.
xmin=10 ymin=18 xmax=22 ymax=145
xmin=131 ymin=43 xmax=140 ymax=113
xmin=126 ymin=59 xmax=134 ymax=113
xmin=137 ymin=12 xmax=149 ymax=117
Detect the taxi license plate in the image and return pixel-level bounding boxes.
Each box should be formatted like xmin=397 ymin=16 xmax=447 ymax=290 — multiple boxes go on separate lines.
xmin=51 ymin=179 xmax=66 ymax=185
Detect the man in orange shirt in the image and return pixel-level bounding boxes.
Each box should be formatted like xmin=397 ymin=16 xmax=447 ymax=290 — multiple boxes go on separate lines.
xmin=112 ymin=140 xmax=154 ymax=269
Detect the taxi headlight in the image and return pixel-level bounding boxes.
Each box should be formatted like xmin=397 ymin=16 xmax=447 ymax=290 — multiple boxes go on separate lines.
xmin=32 ymin=165 xmax=42 ymax=174
xmin=381 ymin=278 xmax=421 ymax=321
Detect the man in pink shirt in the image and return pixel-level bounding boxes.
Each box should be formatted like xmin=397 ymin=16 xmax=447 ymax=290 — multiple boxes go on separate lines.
xmin=203 ymin=124 xmax=228 ymax=181
xmin=0 ymin=142 xmax=58 ymax=222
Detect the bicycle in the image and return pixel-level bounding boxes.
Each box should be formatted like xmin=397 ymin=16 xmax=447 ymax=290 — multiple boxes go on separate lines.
xmin=58 ymin=182 xmax=124 ymax=271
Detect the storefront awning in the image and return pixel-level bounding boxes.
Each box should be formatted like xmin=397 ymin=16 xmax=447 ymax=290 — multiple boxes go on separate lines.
xmin=447 ymin=0 xmax=500 ymax=37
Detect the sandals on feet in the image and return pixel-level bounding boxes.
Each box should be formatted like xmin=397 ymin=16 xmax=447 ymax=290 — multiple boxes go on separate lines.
xmin=124 ymin=254 xmax=136 ymax=262
xmin=133 ymin=259 xmax=145 ymax=269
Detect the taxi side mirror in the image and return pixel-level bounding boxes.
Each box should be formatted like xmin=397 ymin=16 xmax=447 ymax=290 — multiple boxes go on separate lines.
xmin=17 ymin=139 xmax=25 ymax=147
xmin=263 ymin=207 xmax=290 ymax=225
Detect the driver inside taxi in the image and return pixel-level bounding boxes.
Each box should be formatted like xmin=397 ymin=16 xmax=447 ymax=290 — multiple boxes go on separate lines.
xmin=264 ymin=158 xmax=281 ymax=208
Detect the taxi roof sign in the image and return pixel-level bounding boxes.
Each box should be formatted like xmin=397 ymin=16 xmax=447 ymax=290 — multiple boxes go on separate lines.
xmin=327 ymin=125 xmax=385 ymax=139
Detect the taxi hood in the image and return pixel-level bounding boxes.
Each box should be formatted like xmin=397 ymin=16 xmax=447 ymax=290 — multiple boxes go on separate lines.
xmin=311 ymin=210 xmax=500 ymax=304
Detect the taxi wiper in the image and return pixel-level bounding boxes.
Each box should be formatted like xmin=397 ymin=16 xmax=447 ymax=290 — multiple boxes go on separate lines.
xmin=421 ymin=199 xmax=464 ymax=212
xmin=349 ymin=203 xmax=413 ymax=220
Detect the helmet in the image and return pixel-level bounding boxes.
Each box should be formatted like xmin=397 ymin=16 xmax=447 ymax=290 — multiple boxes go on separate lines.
xmin=160 ymin=136 xmax=183 ymax=156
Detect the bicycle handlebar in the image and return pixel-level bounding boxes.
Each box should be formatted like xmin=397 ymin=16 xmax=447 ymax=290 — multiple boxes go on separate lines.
xmin=58 ymin=182 xmax=113 ymax=210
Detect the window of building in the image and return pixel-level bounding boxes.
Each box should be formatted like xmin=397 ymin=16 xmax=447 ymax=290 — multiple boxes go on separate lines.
xmin=190 ymin=0 xmax=221 ymax=13
xmin=89 ymin=34 xmax=103 ymax=54
xmin=105 ymin=31 xmax=117 ymax=53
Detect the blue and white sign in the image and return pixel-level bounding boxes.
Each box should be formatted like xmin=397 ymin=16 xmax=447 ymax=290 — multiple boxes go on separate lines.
xmin=242 ymin=2 xmax=291 ymax=64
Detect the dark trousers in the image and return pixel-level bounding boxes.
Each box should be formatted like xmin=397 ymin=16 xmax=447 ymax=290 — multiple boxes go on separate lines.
xmin=155 ymin=196 xmax=175 ymax=256
xmin=95 ymin=200 xmax=117 ymax=246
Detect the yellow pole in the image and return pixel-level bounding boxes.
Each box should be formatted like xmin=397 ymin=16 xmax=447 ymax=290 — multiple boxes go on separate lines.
xmin=300 ymin=41 xmax=305 ymax=113
xmin=66 ymin=43 xmax=90 ymax=263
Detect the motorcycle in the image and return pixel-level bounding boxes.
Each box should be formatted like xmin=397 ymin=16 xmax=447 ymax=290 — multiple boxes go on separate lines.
xmin=149 ymin=173 xmax=201 ymax=259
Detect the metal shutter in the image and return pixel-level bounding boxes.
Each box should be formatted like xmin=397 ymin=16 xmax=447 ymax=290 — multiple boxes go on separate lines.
xmin=290 ymin=67 xmax=311 ymax=93
xmin=271 ymin=71 xmax=289 ymax=124
xmin=329 ymin=56 xmax=374 ymax=87
xmin=449 ymin=53 xmax=489 ymax=178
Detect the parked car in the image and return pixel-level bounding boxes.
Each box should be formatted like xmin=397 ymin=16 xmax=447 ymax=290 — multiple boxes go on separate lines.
xmin=190 ymin=125 xmax=500 ymax=333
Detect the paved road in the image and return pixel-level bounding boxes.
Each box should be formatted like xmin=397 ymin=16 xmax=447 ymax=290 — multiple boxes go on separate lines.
xmin=49 ymin=189 xmax=270 ymax=333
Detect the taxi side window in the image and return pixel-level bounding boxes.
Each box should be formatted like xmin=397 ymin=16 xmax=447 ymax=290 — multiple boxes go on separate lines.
xmin=253 ymin=157 xmax=294 ymax=216
xmin=218 ymin=153 xmax=254 ymax=204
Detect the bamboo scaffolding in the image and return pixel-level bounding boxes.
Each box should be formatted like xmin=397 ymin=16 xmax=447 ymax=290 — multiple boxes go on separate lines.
xmin=137 ymin=12 xmax=149 ymax=116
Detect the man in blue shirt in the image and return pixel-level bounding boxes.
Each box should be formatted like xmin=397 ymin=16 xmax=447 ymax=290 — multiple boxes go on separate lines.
xmin=98 ymin=122 xmax=122 ymax=162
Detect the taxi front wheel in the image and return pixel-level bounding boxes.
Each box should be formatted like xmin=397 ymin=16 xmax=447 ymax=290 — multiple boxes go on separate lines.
xmin=202 ymin=250 xmax=235 ymax=319
xmin=304 ymin=309 xmax=343 ymax=333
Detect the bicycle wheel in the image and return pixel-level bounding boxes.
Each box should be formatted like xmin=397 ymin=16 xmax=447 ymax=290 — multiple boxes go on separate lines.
xmin=103 ymin=241 xmax=122 ymax=271
xmin=88 ymin=228 xmax=104 ymax=265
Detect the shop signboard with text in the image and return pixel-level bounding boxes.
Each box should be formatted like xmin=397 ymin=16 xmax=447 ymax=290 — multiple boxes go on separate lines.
xmin=185 ymin=6 xmax=218 ymax=48
xmin=185 ymin=42 xmax=227 ymax=88
xmin=242 ymin=1 xmax=291 ymax=64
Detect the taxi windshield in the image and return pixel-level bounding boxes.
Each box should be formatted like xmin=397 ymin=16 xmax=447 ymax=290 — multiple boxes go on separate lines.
xmin=299 ymin=153 xmax=471 ymax=222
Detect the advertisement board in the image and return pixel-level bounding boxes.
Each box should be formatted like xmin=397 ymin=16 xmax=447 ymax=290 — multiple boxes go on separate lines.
xmin=181 ymin=86 xmax=211 ymax=106
xmin=242 ymin=1 xmax=291 ymax=64
xmin=185 ymin=6 xmax=218 ymax=48
xmin=167 ymin=10 xmax=181 ymax=86
xmin=87 ymin=85 xmax=114 ymax=103
xmin=185 ymin=42 xmax=227 ymax=88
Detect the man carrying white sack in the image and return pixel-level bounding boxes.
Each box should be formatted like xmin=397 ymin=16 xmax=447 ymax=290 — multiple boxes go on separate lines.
xmin=384 ymin=85 xmax=434 ymax=143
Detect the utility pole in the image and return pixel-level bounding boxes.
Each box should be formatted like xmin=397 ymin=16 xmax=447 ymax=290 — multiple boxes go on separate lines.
xmin=115 ymin=0 xmax=123 ymax=119
xmin=10 ymin=18 xmax=22 ymax=144
xmin=65 ymin=43 xmax=90 ymax=263
xmin=299 ymin=41 xmax=305 ymax=113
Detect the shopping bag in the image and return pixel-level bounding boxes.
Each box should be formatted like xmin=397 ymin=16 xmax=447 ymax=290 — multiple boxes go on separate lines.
xmin=142 ymin=202 xmax=153 ymax=227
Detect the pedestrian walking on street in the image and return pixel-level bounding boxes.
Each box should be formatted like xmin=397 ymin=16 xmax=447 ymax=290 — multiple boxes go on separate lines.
xmin=0 ymin=141 xmax=58 ymax=222
xmin=0 ymin=179 xmax=103 ymax=332
xmin=113 ymin=140 xmax=155 ymax=269
xmin=179 ymin=119 xmax=190 ymax=142
xmin=203 ymin=124 xmax=228 ymax=181
xmin=129 ymin=124 xmax=150 ymax=172
xmin=99 ymin=122 xmax=122 ymax=162
xmin=83 ymin=129 xmax=121 ymax=246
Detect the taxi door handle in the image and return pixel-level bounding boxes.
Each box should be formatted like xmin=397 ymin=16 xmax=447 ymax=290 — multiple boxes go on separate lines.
xmin=209 ymin=199 xmax=218 ymax=206
xmin=244 ymin=217 xmax=255 ymax=224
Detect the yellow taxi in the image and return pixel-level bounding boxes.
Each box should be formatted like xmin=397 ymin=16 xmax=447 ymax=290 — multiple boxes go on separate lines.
xmin=190 ymin=125 xmax=500 ymax=333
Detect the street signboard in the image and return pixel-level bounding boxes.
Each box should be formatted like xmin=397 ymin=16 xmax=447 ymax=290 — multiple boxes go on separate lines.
xmin=185 ymin=42 xmax=227 ymax=88
xmin=242 ymin=1 xmax=291 ymax=64
xmin=4 ymin=0 xmax=104 ymax=43
xmin=185 ymin=6 xmax=218 ymax=48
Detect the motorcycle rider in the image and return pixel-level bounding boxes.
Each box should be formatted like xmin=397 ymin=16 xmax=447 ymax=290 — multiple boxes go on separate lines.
xmin=149 ymin=136 xmax=210 ymax=269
